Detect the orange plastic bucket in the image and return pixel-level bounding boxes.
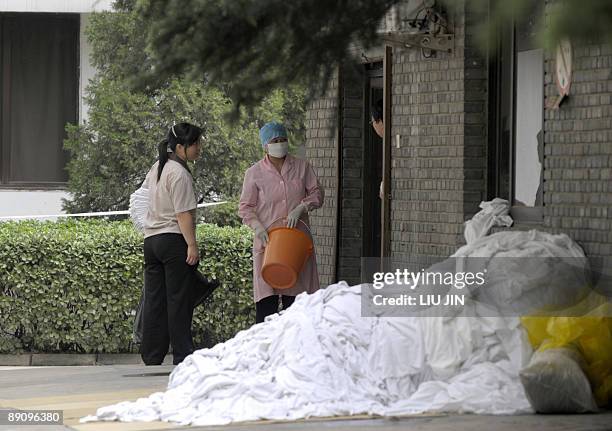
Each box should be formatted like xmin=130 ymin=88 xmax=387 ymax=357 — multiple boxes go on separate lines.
xmin=262 ymin=226 xmax=313 ymax=289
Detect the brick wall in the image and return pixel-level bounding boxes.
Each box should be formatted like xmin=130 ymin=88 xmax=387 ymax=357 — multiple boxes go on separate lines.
xmin=305 ymin=0 xmax=612 ymax=287
xmin=463 ymin=2 xmax=488 ymax=224
xmin=389 ymin=2 xmax=469 ymax=268
xmin=543 ymin=39 xmax=612 ymax=267
xmin=336 ymin=72 xmax=365 ymax=285
xmin=305 ymin=71 xmax=340 ymax=287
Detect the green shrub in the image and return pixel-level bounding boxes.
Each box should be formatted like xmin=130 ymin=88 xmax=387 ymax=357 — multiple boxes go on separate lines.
xmin=199 ymin=199 xmax=243 ymax=228
xmin=0 ymin=220 xmax=254 ymax=354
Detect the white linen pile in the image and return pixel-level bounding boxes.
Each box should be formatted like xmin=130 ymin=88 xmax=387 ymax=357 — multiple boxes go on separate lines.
xmin=82 ymin=230 xmax=587 ymax=426
xmin=464 ymin=198 xmax=513 ymax=244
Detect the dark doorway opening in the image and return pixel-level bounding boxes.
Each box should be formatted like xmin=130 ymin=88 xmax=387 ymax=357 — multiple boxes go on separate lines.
xmin=363 ymin=63 xmax=383 ymax=258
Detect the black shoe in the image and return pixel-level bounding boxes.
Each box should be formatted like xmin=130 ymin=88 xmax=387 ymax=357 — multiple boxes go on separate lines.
xmin=193 ymin=271 xmax=220 ymax=308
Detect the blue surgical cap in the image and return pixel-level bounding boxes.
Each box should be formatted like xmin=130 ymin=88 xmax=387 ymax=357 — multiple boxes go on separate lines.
xmin=259 ymin=122 xmax=287 ymax=147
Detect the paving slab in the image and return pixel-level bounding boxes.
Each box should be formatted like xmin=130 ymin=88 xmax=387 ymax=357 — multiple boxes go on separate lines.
xmin=0 ymin=365 xmax=610 ymax=431
xmin=0 ymin=365 xmax=174 ymax=401
xmin=31 ymin=354 xmax=97 ymax=367
xmin=0 ymin=365 xmax=174 ymax=430
xmin=0 ymin=354 xmax=173 ymax=367
xmin=0 ymin=354 xmax=31 ymax=366
xmin=95 ymin=354 xmax=142 ymax=365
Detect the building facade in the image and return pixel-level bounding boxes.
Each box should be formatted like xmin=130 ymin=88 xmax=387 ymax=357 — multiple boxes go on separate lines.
xmin=306 ymin=0 xmax=612 ymax=287
xmin=0 ymin=0 xmax=112 ymax=217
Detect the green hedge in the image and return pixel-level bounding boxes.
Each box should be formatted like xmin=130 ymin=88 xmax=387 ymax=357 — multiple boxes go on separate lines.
xmin=0 ymin=220 xmax=254 ymax=354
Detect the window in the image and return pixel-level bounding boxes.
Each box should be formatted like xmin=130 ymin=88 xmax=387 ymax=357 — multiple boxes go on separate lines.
xmin=488 ymin=1 xmax=544 ymax=222
xmin=1 ymin=14 xmax=78 ymax=188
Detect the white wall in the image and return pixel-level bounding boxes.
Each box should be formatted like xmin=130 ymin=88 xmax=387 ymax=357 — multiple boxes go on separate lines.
xmin=0 ymin=190 xmax=72 ymax=219
xmin=0 ymin=0 xmax=113 ymax=12
xmin=79 ymin=13 xmax=97 ymax=124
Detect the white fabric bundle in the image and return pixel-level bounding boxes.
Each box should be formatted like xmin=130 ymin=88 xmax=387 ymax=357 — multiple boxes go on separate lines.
xmin=129 ymin=185 xmax=149 ymax=233
xmin=464 ymin=198 xmax=513 ymax=244
xmin=454 ymin=230 xmax=589 ymax=314
xmin=81 ymin=230 xmax=588 ymax=426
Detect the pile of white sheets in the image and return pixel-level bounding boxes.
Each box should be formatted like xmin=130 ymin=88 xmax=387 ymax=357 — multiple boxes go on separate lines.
xmin=83 ymin=230 xmax=587 ymax=426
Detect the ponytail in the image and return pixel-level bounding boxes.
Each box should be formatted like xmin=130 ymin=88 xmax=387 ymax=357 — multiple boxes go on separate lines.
xmin=157 ymin=139 xmax=169 ymax=182
xmin=156 ymin=122 xmax=203 ymax=182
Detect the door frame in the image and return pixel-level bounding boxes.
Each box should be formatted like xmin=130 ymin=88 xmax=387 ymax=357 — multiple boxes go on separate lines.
xmin=381 ymin=45 xmax=392 ymax=258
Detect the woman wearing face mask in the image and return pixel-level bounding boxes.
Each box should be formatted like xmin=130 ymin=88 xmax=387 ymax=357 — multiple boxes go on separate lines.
xmin=239 ymin=122 xmax=324 ymax=323
xmin=141 ymin=122 xmax=203 ymax=366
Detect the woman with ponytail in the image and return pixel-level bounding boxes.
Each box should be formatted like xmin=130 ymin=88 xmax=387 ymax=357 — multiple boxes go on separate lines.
xmin=140 ymin=122 xmax=204 ymax=365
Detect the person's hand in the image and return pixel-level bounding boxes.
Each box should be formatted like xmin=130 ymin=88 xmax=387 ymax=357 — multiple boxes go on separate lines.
xmin=287 ymin=203 xmax=307 ymax=228
xmin=379 ymin=181 xmax=384 ymax=200
xmin=254 ymin=223 xmax=269 ymax=247
xmin=186 ymin=243 xmax=200 ymax=266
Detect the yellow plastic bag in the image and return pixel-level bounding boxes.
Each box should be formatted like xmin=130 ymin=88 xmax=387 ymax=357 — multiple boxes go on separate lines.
xmin=521 ymin=292 xmax=612 ymax=407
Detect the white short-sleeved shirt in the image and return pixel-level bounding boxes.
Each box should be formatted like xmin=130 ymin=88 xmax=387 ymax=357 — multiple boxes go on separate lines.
xmin=143 ymin=159 xmax=197 ymax=239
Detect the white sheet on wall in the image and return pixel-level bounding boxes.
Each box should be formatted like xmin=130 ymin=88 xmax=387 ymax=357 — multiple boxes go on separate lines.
xmin=515 ymin=48 xmax=544 ymax=207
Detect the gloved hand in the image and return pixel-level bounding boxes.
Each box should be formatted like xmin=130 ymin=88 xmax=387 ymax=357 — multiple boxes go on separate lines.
xmin=253 ymin=221 xmax=269 ymax=247
xmin=287 ymin=203 xmax=307 ymax=228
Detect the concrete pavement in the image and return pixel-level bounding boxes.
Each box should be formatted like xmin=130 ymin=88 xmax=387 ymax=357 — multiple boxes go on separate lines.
xmin=0 ymin=365 xmax=610 ymax=431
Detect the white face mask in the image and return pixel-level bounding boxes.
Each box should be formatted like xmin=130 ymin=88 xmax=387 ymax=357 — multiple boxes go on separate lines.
xmin=267 ymin=142 xmax=289 ymax=158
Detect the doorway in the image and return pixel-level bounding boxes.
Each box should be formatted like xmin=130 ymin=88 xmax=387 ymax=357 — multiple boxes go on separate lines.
xmin=362 ymin=64 xmax=383 ymax=258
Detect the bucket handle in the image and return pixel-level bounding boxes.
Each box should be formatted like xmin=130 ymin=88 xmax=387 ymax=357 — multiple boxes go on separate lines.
xmin=253 ymin=217 xmax=313 ymax=256
xmin=265 ymin=216 xmax=312 ymax=238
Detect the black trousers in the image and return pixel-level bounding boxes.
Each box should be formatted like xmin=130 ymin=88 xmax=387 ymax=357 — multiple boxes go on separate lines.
xmin=256 ymin=295 xmax=295 ymax=323
xmin=142 ymin=233 xmax=196 ymax=365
